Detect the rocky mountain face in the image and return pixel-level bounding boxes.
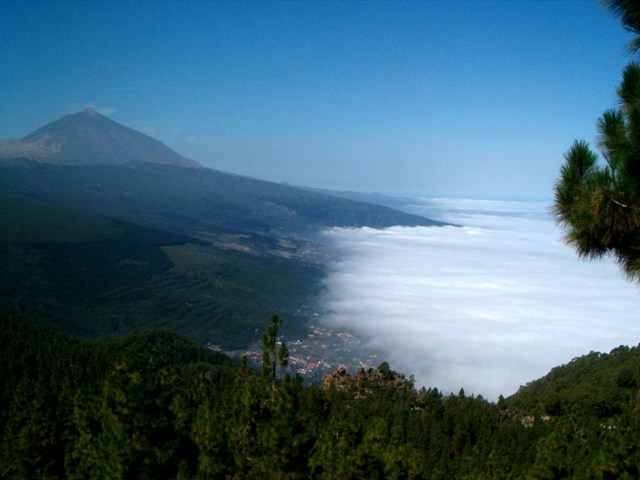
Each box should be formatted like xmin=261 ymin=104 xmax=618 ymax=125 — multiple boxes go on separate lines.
xmin=0 ymin=108 xmax=201 ymax=168
xmin=322 ymin=363 xmax=415 ymax=394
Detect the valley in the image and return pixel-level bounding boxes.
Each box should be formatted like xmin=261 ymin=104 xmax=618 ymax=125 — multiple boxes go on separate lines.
xmin=4 ymin=1 xmax=640 ymax=476
xmin=0 ymin=110 xmax=443 ymax=351
xmin=219 ymin=320 xmax=382 ymax=383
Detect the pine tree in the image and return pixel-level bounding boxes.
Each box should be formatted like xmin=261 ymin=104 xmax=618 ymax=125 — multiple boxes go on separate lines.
xmin=553 ymin=1 xmax=640 ymax=280
xmin=554 ymin=64 xmax=640 ymax=279
xmin=603 ymin=0 xmax=640 ymax=54
xmin=261 ymin=314 xmax=289 ymax=402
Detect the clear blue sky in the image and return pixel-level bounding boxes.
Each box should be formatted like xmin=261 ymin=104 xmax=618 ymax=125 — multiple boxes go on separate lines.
xmin=0 ymin=0 xmax=634 ymax=198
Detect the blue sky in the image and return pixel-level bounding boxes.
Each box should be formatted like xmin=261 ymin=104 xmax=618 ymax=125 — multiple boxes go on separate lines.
xmin=0 ymin=0 xmax=634 ymax=198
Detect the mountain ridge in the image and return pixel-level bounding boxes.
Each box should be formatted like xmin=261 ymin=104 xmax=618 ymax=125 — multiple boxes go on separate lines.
xmin=0 ymin=109 xmax=201 ymax=168
xmin=0 ymin=111 xmax=444 ymax=347
xmin=0 ymin=109 xmax=443 ymax=233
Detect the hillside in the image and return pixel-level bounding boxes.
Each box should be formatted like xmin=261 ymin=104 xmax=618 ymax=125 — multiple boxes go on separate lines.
xmin=0 ymin=111 xmax=445 ymax=348
xmin=2 ymin=314 xmax=639 ymax=479
xmin=507 ymin=343 xmax=640 ymax=417
xmin=0 ymin=158 xmax=439 ymax=248
xmin=0 ymin=159 xmax=440 ymax=347
xmin=0 ymin=109 xmax=442 ymax=240
xmin=0 ymin=196 xmax=322 ymax=347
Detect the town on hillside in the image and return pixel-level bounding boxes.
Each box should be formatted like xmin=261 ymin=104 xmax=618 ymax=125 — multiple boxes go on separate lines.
xmin=208 ymin=316 xmax=381 ymax=383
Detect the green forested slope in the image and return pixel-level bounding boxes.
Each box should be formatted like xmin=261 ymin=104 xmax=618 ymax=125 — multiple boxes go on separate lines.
xmin=2 ymin=313 xmax=640 ymax=479
xmin=0 ymin=159 xmax=439 ymax=239
xmin=0 ymin=158 xmax=439 ymax=348
xmin=508 ymin=344 xmax=640 ymax=417
xmin=0 ymin=196 xmax=322 ymax=346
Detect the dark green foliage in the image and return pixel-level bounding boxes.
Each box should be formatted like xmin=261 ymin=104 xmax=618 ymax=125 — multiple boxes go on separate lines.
xmin=0 ymin=196 xmax=323 ymax=348
xmin=0 ymin=315 xmax=238 ymax=479
xmin=508 ymin=344 xmax=640 ymax=418
xmin=261 ymin=314 xmax=289 ymax=387
xmin=604 ymin=0 xmax=640 ymax=54
xmin=553 ymin=65 xmax=640 ymax=280
xmin=553 ymin=0 xmax=640 ymax=279
xmin=0 ymin=315 xmax=109 ymax=430
xmin=70 ymin=355 xmax=196 ymax=478
xmin=2 ymin=313 xmax=640 ymax=478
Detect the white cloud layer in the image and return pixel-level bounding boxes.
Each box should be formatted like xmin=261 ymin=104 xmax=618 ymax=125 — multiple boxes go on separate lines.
xmin=319 ymin=198 xmax=640 ymax=400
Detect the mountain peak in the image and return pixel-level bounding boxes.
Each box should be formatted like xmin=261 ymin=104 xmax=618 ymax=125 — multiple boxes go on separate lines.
xmin=0 ymin=110 xmax=201 ymax=168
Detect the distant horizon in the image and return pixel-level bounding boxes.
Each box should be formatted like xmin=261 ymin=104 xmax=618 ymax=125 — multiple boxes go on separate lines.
xmin=0 ymin=106 xmax=556 ymax=202
xmin=1 ymin=0 xmax=634 ymax=198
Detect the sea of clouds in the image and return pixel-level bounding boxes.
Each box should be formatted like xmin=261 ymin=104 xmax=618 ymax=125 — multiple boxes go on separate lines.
xmin=319 ymin=198 xmax=640 ymax=400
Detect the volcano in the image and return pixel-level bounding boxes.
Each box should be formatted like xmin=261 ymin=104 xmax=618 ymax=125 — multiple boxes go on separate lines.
xmin=0 ymin=108 xmax=201 ymax=168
